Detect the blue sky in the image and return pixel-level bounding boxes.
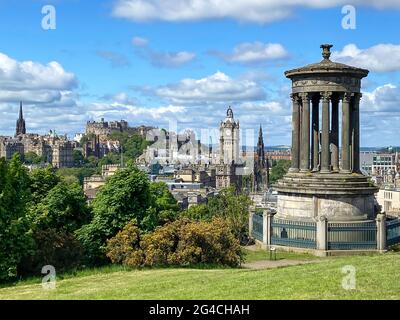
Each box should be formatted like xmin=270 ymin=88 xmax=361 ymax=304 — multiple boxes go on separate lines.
xmin=0 ymin=0 xmax=399 ymax=146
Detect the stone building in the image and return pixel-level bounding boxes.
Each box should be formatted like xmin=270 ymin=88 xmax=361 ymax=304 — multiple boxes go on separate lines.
xmin=0 ymin=137 xmax=24 ymax=160
xmin=219 ymin=106 xmax=240 ymax=165
xmin=86 ymin=118 xmax=154 ymax=140
xmin=0 ymin=104 xmax=74 ymax=168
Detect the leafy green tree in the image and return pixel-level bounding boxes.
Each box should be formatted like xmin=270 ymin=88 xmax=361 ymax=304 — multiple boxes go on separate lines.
xmin=181 ymin=187 xmax=252 ymax=242
xmin=57 ymin=167 xmax=99 ymax=185
xmin=73 ymin=149 xmax=85 ymax=167
xmin=123 ymin=134 xmax=151 ymax=159
xmin=23 ymin=151 xmax=44 ymax=165
xmin=269 ymin=160 xmax=291 ymax=185
xmin=0 ymin=155 xmax=34 ymax=281
xmin=31 ymin=182 xmax=91 ymax=233
xmin=141 ymin=182 xmax=180 ymax=231
xmin=29 ymin=166 xmax=60 ymax=204
xmin=76 ymin=165 xmax=153 ymax=264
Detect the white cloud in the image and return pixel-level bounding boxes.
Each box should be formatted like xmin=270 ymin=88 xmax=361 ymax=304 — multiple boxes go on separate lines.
xmin=132 ymin=36 xmax=149 ymax=47
xmin=362 ymin=84 xmax=400 ymax=112
xmin=332 ymin=44 xmax=400 ymax=72
xmin=96 ymin=50 xmax=130 ymax=67
xmin=214 ymin=42 xmax=289 ymax=64
xmin=155 ymin=71 xmax=266 ymax=104
xmin=132 ymin=36 xmax=195 ymax=68
xmin=112 ymin=0 xmax=400 ymax=24
xmin=0 ymin=52 xmax=77 ymax=104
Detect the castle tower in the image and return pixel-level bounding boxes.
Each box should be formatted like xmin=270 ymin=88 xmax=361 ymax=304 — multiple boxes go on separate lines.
xmin=16 ymin=101 xmax=26 ymax=136
xmin=219 ymin=106 xmax=240 ymax=164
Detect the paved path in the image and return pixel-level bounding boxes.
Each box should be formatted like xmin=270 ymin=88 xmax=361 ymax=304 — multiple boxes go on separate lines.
xmin=242 ymin=259 xmax=319 ymax=270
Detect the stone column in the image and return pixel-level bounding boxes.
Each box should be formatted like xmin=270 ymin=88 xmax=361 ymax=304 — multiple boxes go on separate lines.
xmin=341 ymin=92 xmax=352 ymax=173
xmin=248 ymin=208 xmax=255 ymax=238
xmin=300 ymin=93 xmax=310 ymax=172
xmin=331 ymin=96 xmax=339 ymax=172
xmin=376 ymin=213 xmax=386 ymax=251
xmin=320 ymin=92 xmax=331 ymax=173
xmin=311 ymin=95 xmax=320 ymax=171
xmin=262 ymin=210 xmax=273 ymax=247
xmin=353 ymin=93 xmax=362 ymax=173
xmin=316 ymin=215 xmax=328 ymax=252
xmin=289 ymin=94 xmax=300 ymax=172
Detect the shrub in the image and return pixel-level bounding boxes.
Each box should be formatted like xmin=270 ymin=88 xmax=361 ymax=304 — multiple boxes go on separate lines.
xmin=18 ymin=229 xmax=83 ymax=276
xmin=105 ymin=221 xmax=144 ymax=266
xmin=105 ymin=218 xmax=243 ymax=268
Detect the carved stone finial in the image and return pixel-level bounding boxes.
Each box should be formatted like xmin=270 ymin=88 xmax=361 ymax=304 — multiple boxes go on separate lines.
xmin=320 ymin=44 xmax=333 ymax=60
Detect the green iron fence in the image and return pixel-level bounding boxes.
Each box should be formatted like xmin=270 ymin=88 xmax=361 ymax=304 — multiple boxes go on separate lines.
xmin=271 ymin=218 xmax=316 ymax=249
xmin=328 ymin=222 xmax=377 ymax=250
xmin=387 ymin=218 xmax=400 ymax=247
xmin=252 ymin=213 xmax=263 ymax=242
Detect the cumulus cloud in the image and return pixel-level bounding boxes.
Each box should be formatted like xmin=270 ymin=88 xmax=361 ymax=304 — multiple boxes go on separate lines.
xmin=213 ymin=42 xmax=289 ymax=64
xmin=362 ymin=84 xmax=400 ymax=112
xmin=154 ymin=71 xmax=266 ymax=104
xmin=332 ymin=43 xmax=400 ymax=72
xmin=0 ymin=52 xmax=77 ymax=102
xmin=0 ymin=53 xmax=77 ymax=96
xmin=112 ymin=0 xmax=400 ymax=24
xmin=96 ymin=50 xmax=130 ymax=67
xmin=132 ymin=36 xmax=195 ymax=68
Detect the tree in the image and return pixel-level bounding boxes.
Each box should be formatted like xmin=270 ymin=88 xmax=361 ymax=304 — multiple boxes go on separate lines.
xmin=0 ymin=155 xmax=34 ymax=281
xmin=29 ymin=166 xmax=60 ymax=204
xmin=269 ymin=160 xmax=291 ymax=185
xmin=30 ymin=182 xmax=91 ymax=233
xmin=76 ymin=165 xmax=153 ymax=264
xmin=73 ymin=149 xmax=85 ymax=167
xmin=181 ymin=187 xmax=252 ymax=243
xmin=123 ymin=134 xmax=151 ymax=159
xmin=24 ymin=151 xmax=44 ymax=165
xmin=141 ymin=182 xmax=180 ymax=232
xmin=57 ymin=167 xmax=99 ymax=185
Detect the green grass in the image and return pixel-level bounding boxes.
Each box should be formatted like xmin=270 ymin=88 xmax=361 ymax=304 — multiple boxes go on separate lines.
xmin=0 ymin=250 xmax=399 ymax=300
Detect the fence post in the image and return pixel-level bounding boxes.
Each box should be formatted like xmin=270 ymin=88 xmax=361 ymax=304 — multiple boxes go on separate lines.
xmin=249 ymin=207 xmax=255 ymax=238
xmin=262 ymin=210 xmax=269 ymax=248
xmin=376 ymin=213 xmax=386 ymax=251
xmin=316 ymin=215 xmax=328 ymax=252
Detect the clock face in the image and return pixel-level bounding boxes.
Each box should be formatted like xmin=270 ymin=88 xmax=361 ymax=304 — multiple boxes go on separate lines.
xmin=225 ymin=129 xmax=231 ymax=136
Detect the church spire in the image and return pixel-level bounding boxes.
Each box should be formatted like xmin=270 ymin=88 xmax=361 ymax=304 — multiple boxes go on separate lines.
xmin=19 ymin=101 xmax=23 ymax=119
xmin=16 ymin=101 xmax=26 ymax=136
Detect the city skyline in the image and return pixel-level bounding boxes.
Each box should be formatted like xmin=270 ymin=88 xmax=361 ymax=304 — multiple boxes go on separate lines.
xmin=0 ymin=1 xmax=399 ymax=146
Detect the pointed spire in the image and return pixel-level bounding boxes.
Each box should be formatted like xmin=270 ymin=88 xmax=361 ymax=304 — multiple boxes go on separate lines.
xmin=19 ymin=101 xmax=23 ymax=120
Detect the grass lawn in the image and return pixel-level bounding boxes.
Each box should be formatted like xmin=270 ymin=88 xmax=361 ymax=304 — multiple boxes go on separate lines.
xmin=0 ymin=249 xmax=399 ymax=300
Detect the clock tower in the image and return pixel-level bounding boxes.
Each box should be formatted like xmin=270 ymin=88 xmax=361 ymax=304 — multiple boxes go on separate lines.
xmin=219 ymin=106 xmax=240 ymax=164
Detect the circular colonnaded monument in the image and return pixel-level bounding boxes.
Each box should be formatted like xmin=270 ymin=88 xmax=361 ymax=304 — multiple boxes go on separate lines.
xmin=273 ymin=44 xmax=380 ymax=253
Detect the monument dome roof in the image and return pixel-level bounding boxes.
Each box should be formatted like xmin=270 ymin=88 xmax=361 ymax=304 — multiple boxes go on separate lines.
xmin=285 ymin=44 xmax=369 ymax=79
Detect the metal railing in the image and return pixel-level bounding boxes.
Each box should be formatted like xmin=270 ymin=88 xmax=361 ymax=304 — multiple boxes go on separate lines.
xmin=328 ymin=222 xmax=377 ymax=250
xmin=252 ymin=213 xmax=263 ymax=242
xmin=271 ymin=218 xmax=317 ymax=249
xmin=387 ymin=218 xmax=400 ymax=246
